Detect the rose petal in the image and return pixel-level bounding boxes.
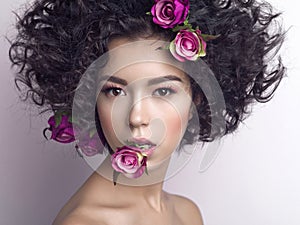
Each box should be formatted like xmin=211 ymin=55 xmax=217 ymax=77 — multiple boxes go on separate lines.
xmin=124 ymin=165 xmax=146 ymax=179
xmin=47 ymin=114 xmax=75 ymax=143
xmin=151 ymin=0 xmax=189 ymax=29
xmin=77 ymin=131 xmax=103 ymax=156
xmin=171 ymin=30 xmax=203 ymax=61
xmin=51 ymin=127 xmax=74 ymax=143
xmin=169 ymin=40 xmax=185 ymax=62
xmin=111 ymin=147 xmax=148 ymax=178
xmin=47 ymin=116 xmax=56 ymax=127
xmin=80 ymin=146 xmax=99 ymax=157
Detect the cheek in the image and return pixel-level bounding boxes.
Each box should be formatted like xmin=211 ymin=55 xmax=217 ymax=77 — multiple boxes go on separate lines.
xmin=157 ymin=102 xmax=191 ymax=142
xmin=165 ymin=97 xmax=191 ymax=126
xmin=167 ymin=111 xmax=189 ymax=137
xmin=96 ymin=94 xmax=192 ymax=151
xmin=149 ymin=106 xmax=190 ymax=162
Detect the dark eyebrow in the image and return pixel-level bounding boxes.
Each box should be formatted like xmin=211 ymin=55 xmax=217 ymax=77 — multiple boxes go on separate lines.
xmin=147 ymin=75 xmax=183 ymax=85
xmin=100 ymin=75 xmax=182 ymax=86
xmin=103 ymin=76 xmax=128 ymax=85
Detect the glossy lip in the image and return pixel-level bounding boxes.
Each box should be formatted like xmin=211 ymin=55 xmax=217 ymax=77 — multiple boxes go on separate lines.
xmin=126 ymin=138 xmax=157 ymax=156
xmin=129 ymin=138 xmax=155 ymax=146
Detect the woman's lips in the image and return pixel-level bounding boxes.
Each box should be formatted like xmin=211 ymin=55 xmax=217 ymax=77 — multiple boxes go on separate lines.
xmin=126 ymin=138 xmax=157 ymax=156
xmin=129 ymin=138 xmax=155 ymax=146
xmin=140 ymin=145 xmax=156 ymax=156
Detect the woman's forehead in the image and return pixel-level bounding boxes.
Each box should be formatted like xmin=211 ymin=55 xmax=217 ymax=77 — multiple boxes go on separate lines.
xmin=108 ymin=62 xmax=188 ymax=83
xmin=101 ymin=38 xmax=183 ymax=76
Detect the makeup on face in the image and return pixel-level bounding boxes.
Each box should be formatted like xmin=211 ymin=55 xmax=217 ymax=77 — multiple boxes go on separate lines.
xmin=100 ymin=74 xmax=185 ymax=99
xmin=96 ymin=39 xmax=195 ymax=167
xmin=97 ymin=61 xmax=193 ymax=166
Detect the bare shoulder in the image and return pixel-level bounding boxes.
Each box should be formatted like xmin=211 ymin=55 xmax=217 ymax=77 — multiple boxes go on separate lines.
xmin=52 ymin=201 xmax=107 ymax=225
xmin=167 ymin=193 xmax=204 ymax=225
xmin=53 ymin=212 xmax=107 ymax=225
xmin=54 ymin=214 xmax=88 ymax=225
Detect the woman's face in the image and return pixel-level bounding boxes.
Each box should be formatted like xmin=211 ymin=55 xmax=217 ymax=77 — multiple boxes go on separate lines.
xmin=96 ymin=38 xmax=194 ymax=167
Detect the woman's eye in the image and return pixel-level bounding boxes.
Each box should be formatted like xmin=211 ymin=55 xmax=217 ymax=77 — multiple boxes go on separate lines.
xmin=105 ymin=88 xmax=126 ymax=97
xmin=153 ymin=88 xmax=175 ymax=96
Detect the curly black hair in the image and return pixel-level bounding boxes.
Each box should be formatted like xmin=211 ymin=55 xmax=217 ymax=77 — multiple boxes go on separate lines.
xmin=9 ymin=0 xmax=286 ymax=145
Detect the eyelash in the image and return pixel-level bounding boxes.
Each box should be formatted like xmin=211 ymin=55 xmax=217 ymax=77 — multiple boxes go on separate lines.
xmin=153 ymin=85 xmax=177 ymax=96
xmin=101 ymin=84 xmax=177 ymax=97
xmin=101 ymin=84 xmax=125 ymax=97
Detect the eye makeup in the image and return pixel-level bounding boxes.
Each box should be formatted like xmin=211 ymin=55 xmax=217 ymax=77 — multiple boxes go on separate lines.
xmin=99 ymin=74 xmax=187 ymax=99
xmin=100 ymin=83 xmax=126 ymax=97
xmin=152 ymin=84 xmax=178 ymax=97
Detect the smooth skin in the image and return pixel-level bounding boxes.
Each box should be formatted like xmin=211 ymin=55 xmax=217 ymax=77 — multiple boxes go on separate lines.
xmin=53 ymin=172 xmax=203 ymax=225
xmin=52 ymin=38 xmax=204 ymax=225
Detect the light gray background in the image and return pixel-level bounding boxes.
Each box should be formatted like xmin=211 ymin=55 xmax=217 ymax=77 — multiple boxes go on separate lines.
xmin=1 ymin=0 xmax=299 ymax=225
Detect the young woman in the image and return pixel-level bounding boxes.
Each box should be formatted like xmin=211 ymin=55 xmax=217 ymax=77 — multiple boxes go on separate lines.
xmin=9 ymin=0 xmax=285 ymax=224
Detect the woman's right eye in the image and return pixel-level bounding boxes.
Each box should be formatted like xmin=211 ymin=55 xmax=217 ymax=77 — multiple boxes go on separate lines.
xmin=103 ymin=88 xmax=126 ymax=97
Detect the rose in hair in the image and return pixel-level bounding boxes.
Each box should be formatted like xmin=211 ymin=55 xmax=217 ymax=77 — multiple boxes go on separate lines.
xmin=77 ymin=130 xmax=103 ymax=156
xmin=169 ymin=29 xmax=207 ymax=62
xmin=151 ymin=0 xmax=190 ymax=29
xmin=45 ymin=114 xmax=75 ymax=143
xmin=111 ymin=146 xmax=147 ymax=179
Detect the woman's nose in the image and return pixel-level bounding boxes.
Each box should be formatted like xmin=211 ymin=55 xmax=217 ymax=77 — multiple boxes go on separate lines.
xmin=128 ymin=98 xmax=150 ymax=128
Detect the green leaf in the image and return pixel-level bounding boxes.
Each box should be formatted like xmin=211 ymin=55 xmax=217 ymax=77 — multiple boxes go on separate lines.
xmin=54 ymin=114 xmax=62 ymax=128
xmin=89 ymin=129 xmax=97 ymax=138
xmin=172 ymin=23 xmax=193 ymax=32
xmin=68 ymin=116 xmax=72 ymax=123
xmin=146 ymin=12 xmax=151 ymax=15
xmin=113 ymin=170 xmax=120 ymax=186
xmin=61 ymin=111 xmax=68 ymax=116
xmin=145 ymin=166 xmax=149 ymax=175
xmin=156 ymin=44 xmax=169 ymax=50
xmin=184 ymin=12 xmax=190 ymax=25
xmin=172 ymin=26 xmax=180 ymax=32
xmin=133 ymin=143 xmax=139 ymax=148
xmin=172 ymin=25 xmax=187 ymax=32
xmin=201 ymin=34 xmax=221 ymax=42
xmin=71 ymin=116 xmax=79 ymax=125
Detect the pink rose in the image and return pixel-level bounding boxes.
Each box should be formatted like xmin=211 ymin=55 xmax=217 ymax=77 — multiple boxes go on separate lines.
xmin=111 ymin=146 xmax=147 ymax=179
xmin=46 ymin=115 xmax=75 ymax=143
xmin=77 ymin=130 xmax=103 ymax=156
xmin=169 ymin=29 xmax=207 ymax=62
xmin=151 ymin=0 xmax=190 ymax=28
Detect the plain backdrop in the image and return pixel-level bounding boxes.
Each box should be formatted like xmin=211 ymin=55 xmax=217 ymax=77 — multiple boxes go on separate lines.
xmin=1 ymin=0 xmax=299 ymax=225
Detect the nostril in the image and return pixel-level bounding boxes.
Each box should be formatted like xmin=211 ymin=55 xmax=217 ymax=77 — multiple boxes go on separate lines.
xmin=129 ymin=114 xmax=150 ymax=128
xmin=128 ymin=99 xmax=150 ymax=128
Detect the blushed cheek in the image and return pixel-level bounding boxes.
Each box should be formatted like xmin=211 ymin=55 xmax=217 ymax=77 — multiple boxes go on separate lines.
xmin=148 ymin=113 xmax=185 ymax=163
xmin=168 ymin=111 xmax=189 ymax=141
xmin=163 ymin=108 xmax=188 ymax=145
xmin=169 ymin=100 xmax=191 ymax=134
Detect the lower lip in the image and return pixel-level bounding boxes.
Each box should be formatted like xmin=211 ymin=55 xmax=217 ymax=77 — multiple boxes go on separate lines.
xmin=141 ymin=146 xmax=156 ymax=157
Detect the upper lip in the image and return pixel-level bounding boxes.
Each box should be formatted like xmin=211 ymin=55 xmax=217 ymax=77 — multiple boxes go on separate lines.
xmin=127 ymin=138 xmax=156 ymax=146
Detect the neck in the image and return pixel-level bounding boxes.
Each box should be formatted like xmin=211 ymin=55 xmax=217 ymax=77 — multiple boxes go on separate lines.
xmin=88 ymin=155 xmax=171 ymax=211
xmin=98 ymin=155 xmax=170 ymax=186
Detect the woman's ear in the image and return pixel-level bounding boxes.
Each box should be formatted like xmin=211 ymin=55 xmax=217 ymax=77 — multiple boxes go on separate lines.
xmin=193 ymin=93 xmax=202 ymax=106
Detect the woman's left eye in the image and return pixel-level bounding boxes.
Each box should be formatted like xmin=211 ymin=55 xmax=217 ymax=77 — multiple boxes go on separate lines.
xmin=102 ymin=87 xmax=126 ymax=97
xmin=153 ymin=88 xmax=176 ymax=96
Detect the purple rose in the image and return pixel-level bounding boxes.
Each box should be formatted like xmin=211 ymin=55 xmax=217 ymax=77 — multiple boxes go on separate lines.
xmin=46 ymin=115 xmax=75 ymax=143
xmin=151 ymin=0 xmax=190 ymax=28
xmin=77 ymin=131 xmax=103 ymax=157
xmin=111 ymin=146 xmax=147 ymax=179
xmin=169 ymin=29 xmax=207 ymax=62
